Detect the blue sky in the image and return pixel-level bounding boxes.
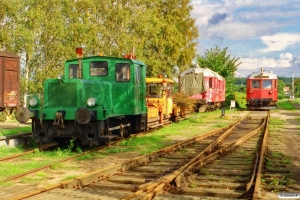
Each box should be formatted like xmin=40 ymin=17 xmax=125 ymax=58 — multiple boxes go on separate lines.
xmin=191 ymin=0 xmax=300 ymax=77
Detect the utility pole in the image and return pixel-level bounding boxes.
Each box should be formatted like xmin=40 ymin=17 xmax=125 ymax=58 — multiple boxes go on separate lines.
xmin=292 ymin=72 xmax=294 ymax=99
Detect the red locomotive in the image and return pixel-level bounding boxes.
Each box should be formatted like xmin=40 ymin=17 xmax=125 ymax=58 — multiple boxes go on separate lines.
xmin=179 ymin=67 xmax=226 ymax=112
xmin=246 ymin=68 xmax=278 ymax=109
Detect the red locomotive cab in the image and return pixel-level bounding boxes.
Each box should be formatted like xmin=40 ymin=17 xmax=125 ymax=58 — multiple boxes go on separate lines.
xmin=246 ymin=69 xmax=278 ymax=109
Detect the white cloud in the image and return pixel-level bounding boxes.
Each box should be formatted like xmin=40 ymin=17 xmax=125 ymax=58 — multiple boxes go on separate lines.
xmin=239 ymin=54 xmax=293 ymax=71
xmin=260 ymin=33 xmax=300 ymax=52
xmin=290 ymin=54 xmax=300 ymax=67
xmin=280 ymin=52 xmax=293 ymax=60
xmin=191 ymin=1 xmax=294 ymax=40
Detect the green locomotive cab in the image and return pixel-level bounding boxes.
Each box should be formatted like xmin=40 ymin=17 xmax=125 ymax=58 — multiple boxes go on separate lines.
xmin=16 ymin=49 xmax=147 ymax=146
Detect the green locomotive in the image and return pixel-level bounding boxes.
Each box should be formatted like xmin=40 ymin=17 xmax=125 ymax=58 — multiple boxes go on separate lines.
xmin=16 ymin=48 xmax=147 ymax=145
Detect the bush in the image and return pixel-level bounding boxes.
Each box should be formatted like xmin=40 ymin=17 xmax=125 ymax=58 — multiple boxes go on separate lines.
xmin=225 ymin=92 xmax=246 ymax=109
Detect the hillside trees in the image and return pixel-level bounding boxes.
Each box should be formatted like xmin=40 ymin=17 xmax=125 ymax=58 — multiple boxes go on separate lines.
xmin=0 ymin=0 xmax=199 ymax=101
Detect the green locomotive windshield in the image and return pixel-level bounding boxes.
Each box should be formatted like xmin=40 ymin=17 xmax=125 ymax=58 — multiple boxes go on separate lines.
xmin=116 ymin=63 xmax=130 ymax=82
xmin=69 ymin=64 xmax=78 ymax=78
xmin=90 ymin=61 xmax=108 ymax=76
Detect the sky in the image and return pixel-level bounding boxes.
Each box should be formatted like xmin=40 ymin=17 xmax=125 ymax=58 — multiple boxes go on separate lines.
xmin=191 ymin=0 xmax=300 ymax=78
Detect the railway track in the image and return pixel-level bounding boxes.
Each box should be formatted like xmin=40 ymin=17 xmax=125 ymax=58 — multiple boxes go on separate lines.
xmin=0 ymin=143 xmax=57 ymax=162
xmin=0 ymin=110 xmax=270 ymax=200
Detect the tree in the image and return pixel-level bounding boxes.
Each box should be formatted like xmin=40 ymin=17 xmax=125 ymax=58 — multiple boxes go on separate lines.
xmin=195 ymin=46 xmax=241 ymax=94
xmin=0 ymin=0 xmax=199 ymax=101
xmin=294 ymin=78 xmax=300 ymax=98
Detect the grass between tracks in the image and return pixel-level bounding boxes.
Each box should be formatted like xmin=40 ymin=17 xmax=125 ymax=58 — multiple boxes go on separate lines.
xmin=78 ymin=109 xmax=240 ymax=159
xmin=0 ymin=126 xmax=31 ymax=136
xmin=0 ymin=109 xmax=241 ymax=185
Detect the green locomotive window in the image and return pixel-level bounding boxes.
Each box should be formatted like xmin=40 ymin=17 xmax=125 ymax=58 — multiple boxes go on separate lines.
xmin=116 ymin=63 xmax=130 ymax=82
xmin=90 ymin=61 xmax=108 ymax=76
xmin=263 ymin=80 xmax=272 ymax=89
xmin=69 ymin=64 xmax=78 ymax=78
xmin=135 ymin=66 xmax=140 ymax=83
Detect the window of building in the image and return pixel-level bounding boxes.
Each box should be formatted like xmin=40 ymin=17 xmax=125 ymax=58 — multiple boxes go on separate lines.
xmin=90 ymin=61 xmax=108 ymax=76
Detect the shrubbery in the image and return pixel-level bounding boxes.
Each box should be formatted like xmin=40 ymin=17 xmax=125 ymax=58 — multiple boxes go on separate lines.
xmin=225 ymin=92 xmax=247 ymax=109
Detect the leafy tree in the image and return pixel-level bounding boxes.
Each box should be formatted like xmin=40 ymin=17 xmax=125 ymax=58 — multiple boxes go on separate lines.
xmin=277 ymin=79 xmax=286 ymax=99
xmin=294 ymin=78 xmax=300 ymax=98
xmin=0 ymin=0 xmax=199 ymax=101
xmin=195 ymin=46 xmax=242 ymax=95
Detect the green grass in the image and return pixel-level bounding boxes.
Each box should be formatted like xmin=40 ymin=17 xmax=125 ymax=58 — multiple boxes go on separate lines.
xmin=61 ymin=175 xmax=78 ymax=181
xmin=0 ymin=147 xmax=76 ymax=180
xmin=0 ymin=126 xmax=31 ymax=136
xmin=277 ymin=100 xmax=296 ymax=110
xmin=0 ymin=109 xmax=240 ymax=183
xmin=75 ymin=109 xmax=238 ymax=160
xmin=0 ymin=146 xmax=26 ymax=157
xmin=269 ymin=118 xmax=285 ymax=126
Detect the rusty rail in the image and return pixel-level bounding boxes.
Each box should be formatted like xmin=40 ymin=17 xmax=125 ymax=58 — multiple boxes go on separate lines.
xmin=8 ymin=120 xmax=240 ymax=200
xmin=252 ymin=110 xmax=270 ymax=199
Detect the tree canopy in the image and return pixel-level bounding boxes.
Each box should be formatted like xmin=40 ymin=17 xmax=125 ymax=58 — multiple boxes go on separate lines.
xmin=0 ymin=0 xmax=199 ymax=99
xmin=195 ymin=46 xmax=241 ymax=94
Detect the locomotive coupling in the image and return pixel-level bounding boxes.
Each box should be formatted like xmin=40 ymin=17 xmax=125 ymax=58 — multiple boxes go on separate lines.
xmin=16 ymin=106 xmax=36 ymax=123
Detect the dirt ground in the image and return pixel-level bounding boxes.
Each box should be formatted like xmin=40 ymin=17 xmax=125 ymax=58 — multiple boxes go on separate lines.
xmin=261 ymin=104 xmax=300 ymax=200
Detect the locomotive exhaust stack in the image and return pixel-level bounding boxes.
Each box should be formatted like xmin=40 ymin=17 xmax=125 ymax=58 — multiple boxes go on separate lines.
xmin=76 ymin=47 xmax=83 ymax=78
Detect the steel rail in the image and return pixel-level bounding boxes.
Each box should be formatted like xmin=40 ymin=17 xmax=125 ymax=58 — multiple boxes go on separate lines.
xmin=8 ymin=120 xmax=240 ymax=200
xmin=122 ymin=111 xmax=266 ymax=200
xmin=252 ymin=110 xmax=270 ymax=199
xmin=130 ymin=115 xmax=266 ymax=200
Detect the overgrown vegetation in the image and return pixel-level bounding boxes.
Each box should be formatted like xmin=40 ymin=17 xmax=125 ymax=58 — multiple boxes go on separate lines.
xmin=0 ymin=0 xmax=199 ymax=97
xmin=277 ymin=100 xmax=296 ymax=110
xmin=0 ymin=126 xmax=31 ymax=136
xmin=0 ymin=141 xmax=77 ymax=181
xmin=173 ymin=92 xmax=196 ymax=112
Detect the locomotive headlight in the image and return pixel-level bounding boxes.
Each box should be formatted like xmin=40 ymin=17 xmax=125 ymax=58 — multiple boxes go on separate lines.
xmin=29 ymin=97 xmax=37 ymax=106
xmin=87 ymin=97 xmax=96 ymax=107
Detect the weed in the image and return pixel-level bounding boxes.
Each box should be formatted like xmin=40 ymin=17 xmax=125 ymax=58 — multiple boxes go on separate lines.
xmin=76 ymin=147 xmax=82 ymax=153
xmin=120 ymin=137 xmax=133 ymax=146
xmin=269 ymin=118 xmax=285 ymax=126
xmin=106 ymin=147 xmax=124 ymax=154
xmin=0 ymin=181 xmax=13 ymax=188
xmin=270 ymin=178 xmax=279 ymax=185
xmin=277 ymin=100 xmax=296 ymax=110
xmin=51 ymin=163 xmax=64 ymax=170
xmin=189 ymin=183 xmax=198 ymax=188
xmin=20 ymin=176 xmax=44 ymax=183
xmin=61 ymin=175 xmax=77 ymax=181
xmin=0 ymin=126 xmax=31 ymax=136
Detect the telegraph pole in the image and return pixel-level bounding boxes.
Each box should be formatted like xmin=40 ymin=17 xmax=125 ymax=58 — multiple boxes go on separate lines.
xmin=292 ymin=72 xmax=294 ymax=99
